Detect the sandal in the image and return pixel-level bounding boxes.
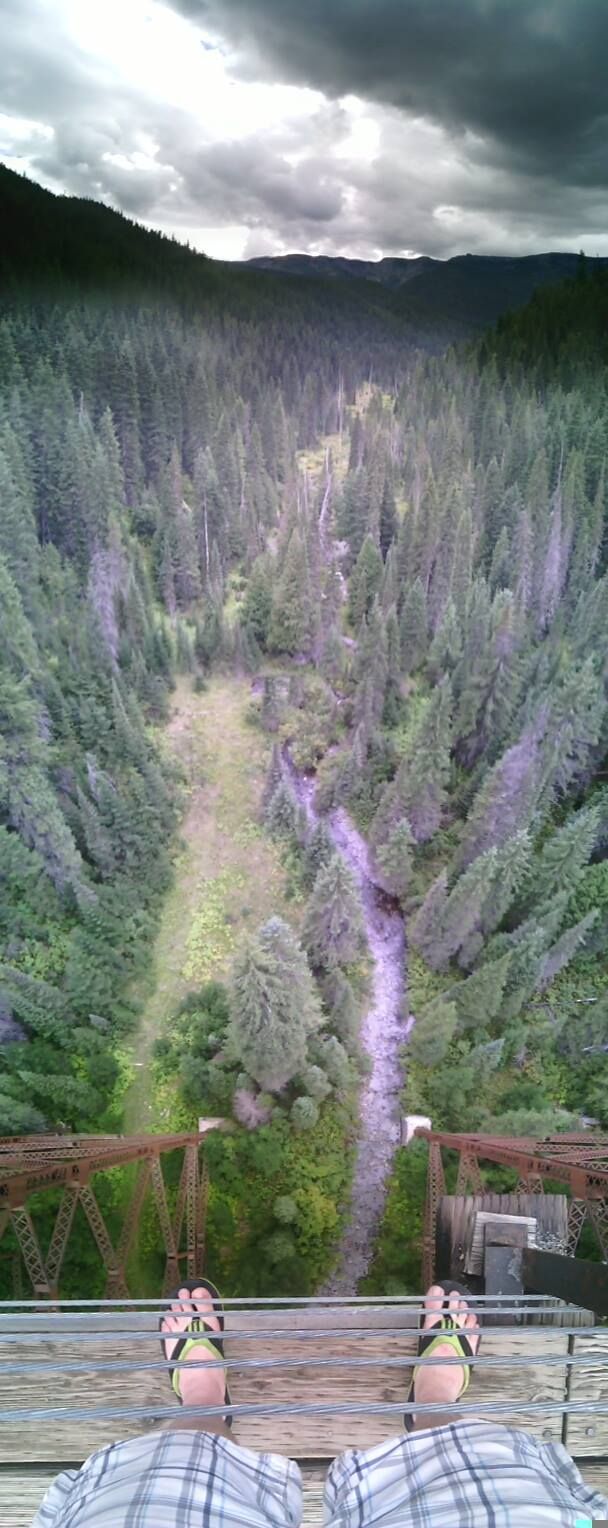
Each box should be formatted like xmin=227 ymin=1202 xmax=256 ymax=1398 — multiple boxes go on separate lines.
xmin=404 ymin=1281 xmax=480 ymax=1432
xmin=159 ymin=1278 xmax=233 ymax=1426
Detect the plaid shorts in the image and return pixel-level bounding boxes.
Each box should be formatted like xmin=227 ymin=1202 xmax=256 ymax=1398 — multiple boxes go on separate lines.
xmin=32 ymin=1421 xmax=608 ymax=1528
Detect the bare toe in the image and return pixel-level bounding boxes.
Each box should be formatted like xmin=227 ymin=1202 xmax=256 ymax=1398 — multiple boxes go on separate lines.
xmin=464 ymin=1308 xmax=480 ymax=1352
xmin=423 ymin=1284 xmax=445 ymax=1329
xmin=161 ymin=1284 xmax=221 ymax=1360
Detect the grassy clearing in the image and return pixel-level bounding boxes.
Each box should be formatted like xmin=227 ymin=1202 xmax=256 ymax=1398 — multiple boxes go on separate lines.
xmin=297 ymin=385 xmax=376 ymax=484
xmin=298 ymin=429 xmax=349 ymax=482
xmin=123 ymin=672 xmax=295 ymax=1133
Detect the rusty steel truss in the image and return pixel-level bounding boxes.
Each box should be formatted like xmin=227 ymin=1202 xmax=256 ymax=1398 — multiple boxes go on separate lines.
xmin=0 ymin=1124 xmax=224 ymax=1299
xmin=416 ymin=1130 xmax=608 ymax=1287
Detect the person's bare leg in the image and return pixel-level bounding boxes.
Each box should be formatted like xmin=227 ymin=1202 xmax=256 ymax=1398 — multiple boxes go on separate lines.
xmin=411 ymin=1284 xmax=480 ymax=1432
xmin=160 ymin=1286 xmax=233 ymax=1439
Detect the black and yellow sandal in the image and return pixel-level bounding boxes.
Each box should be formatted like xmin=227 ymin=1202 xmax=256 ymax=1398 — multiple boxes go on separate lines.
xmin=404 ymin=1281 xmax=480 ymax=1433
xmin=160 ymin=1278 xmax=233 ymax=1427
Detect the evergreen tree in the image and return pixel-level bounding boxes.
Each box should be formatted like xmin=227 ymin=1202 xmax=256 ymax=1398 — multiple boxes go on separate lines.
xmin=434 ymin=848 xmax=499 ymax=969
xmin=269 ymin=529 xmax=316 ymax=655
xmin=260 ymin=674 xmax=289 ymax=733
xmin=264 ymin=780 xmax=305 ymax=844
xmin=537 ymin=658 xmax=605 ymax=808
xmin=321 ymin=968 xmax=361 ymax=1054
xmin=315 ymin=1033 xmax=352 ymax=1091
xmin=372 ymin=676 xmax=452 ymax=845
xmin=243 ymin=554 xmax=274 ymax=649
xmin=399 ymin=578 xmax=428 ymax=674
xmin=348 ymin=414 xmax=364 ymax=472
xmin=409 ymin=870 xmax=448 ymax=965
xmin=302 ymin=820 xmax=335 ymax=890
xmin=383 ymin=605 xmax=401 ymax=720
xmin=337 ymin=468 xmax=368 ymax=556
xmin=488 ymin=525 xmax=510 ymax=593
xmin=353 ymin=598 xmax=389 ymax=728
xmin=298 ymin=1064 xmax=332 ymax=1101
xmin=76 ymin=786 xmax=116 ymax=879
xmin=0 ymin=442 xmax=39 ymax=607
xmin=458 ymin=716 xmax=545 ymax=867
xmin=451 ymin=507 xmax=474 ymax=618
xmin=427 ymin=599 xmax=462 ymax=679
xmin=348 ymin=534 xmax=383 ymax=628
xmin=538 ymin=911 xmax=598 ymax=990
xmin=376 ymin=817 xmax=414 ymax=899
xmin=409 ymin=998 xmax=457 ymax=1067
xmin=521 ymin=807 xmax=599 ymax=914
xmin=480 ymin=831 xmax=532 ymax=937
xmin=291 ymin=1096 xmax=319 ymax=1130
xmin=229 ymin=918 xmax=322 ymax=1092
xmin=304 ymin=855 xmax=367 ymax=971
xmin=497 ymin=927 xmax=548 ymax=1023
xmin=447 ymin=953 xmax=512 ymax=1031
xmin=379 ymin=477 xmax=397 ymax=558
xmin=380 ymin=547 xmax=398 ymax=619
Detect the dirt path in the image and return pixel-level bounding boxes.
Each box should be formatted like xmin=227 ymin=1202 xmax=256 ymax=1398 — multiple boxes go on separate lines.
xmin=286 ymin=755 xmax=407 ymax=1293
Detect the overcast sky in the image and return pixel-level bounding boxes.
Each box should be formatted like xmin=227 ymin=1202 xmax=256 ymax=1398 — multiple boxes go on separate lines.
xmin=1 ymin=0 xmax=607 ymax=262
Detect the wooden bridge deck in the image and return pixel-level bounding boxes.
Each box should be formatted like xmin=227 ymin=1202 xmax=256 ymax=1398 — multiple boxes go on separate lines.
xmin=1 ymin=1305 xmax=606 ymax=1523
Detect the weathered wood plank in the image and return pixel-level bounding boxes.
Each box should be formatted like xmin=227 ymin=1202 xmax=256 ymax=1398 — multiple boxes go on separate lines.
xmin=0 ymin=1468 xmax=62 ymax=1527
xmin=0 ymin=1308 xmax=571 ymax=1462
xmin=227 ymin=1327 xmax=570 ymax=1454
xmin=576 ymin=1462 xmax=608 ymax=1497
xmin=301 ymin=1465 xmax=327 ymax=1528
xmin=564 ymin=1333 xmax=608 ymax=1457
xmin=0 ymin=1306 xmax=418 ymax=1464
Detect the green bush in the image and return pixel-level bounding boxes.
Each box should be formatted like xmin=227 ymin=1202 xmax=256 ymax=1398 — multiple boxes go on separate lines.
xmin=361 ymin=1143 xmax=428 ymax=1294
xmin=291 ymin=1096 xmax=320 ymax=1130
xmin=202 ymin=1105 xmax=355 ymax=1295
xmin=273 ymin=1194 xmax=298 ymax=1223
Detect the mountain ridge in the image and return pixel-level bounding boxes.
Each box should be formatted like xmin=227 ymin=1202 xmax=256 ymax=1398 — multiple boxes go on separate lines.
xmin=244 ymin=249 xmax=608 ymax=332
xmin=2 ymin=162 xmax=608 ymax=344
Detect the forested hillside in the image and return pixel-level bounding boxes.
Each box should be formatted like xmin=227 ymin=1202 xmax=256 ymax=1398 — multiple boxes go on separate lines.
xmin=0 ymin=170 xmax=407 ymax=1153
xmin=246 ymin=248 xmax=608 ymax=337
xmin=324 ymin=261 xmax=608 ymax=1141
xmin=1 ymin=167 xmax=607 ymax=1293
xmin=237 ymin=259 xmax=608 ymax=1159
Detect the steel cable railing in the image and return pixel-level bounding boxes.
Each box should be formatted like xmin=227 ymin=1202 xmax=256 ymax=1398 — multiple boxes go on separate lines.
xmin=2 ymin=1402 xmax=608 ymax=1425
xmin=0 ymin=1320 xmax=599 ymax=1342
xmin=0 ymin=1297 xmax=604 ymax=1426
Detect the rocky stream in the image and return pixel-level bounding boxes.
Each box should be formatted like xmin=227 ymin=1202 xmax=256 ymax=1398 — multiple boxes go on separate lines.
xmin=284 ymin=751 xmax=408 ymax=1293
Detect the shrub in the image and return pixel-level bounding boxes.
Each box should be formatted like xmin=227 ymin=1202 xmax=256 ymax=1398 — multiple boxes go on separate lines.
xmin=291 ymin=1096 xmax=320 ymax=1130
xmin=273 ymin=1195 xmax=298 ymax=1223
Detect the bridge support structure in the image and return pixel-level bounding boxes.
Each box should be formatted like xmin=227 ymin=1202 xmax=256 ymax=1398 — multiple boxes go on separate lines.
xmin=0 ymin=1124 xmax=224 ymax=1298
xmin=415 ymin=1130 xmax=608 ymax=1285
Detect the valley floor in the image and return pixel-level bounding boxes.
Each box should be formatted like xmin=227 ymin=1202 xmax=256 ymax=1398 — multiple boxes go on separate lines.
xmin=123 ymin=672 xmax=293 ymax=1133
xmin=122 ymin=667 xmax=408 ymax=1295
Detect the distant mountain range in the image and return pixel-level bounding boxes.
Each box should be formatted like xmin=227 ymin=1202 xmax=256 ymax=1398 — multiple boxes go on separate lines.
xmin=2 ymin=164 xmax=607 ymax=349
xmin=244 ymin=250 xmax=608 ymax=335
xmin=243 ymin=253 xmax=438 ymax=288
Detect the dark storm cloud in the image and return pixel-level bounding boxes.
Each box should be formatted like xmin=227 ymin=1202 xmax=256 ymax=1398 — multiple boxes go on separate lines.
xmin=2 ymin=0 xmax=608 ymax=258
xmin=185 ymin=141 xmax=343 ymax=222
xmin=0 ymin=0 xmax=344 ymax=233
xmin=173 ymin=0 xmax=608 ymax=187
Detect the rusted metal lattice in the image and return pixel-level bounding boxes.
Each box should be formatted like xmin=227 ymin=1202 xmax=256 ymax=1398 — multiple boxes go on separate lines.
xmin=0 ymin=1125 xmax=224 ymax=1299
xmin=416 ymin=1130 xmax=608 ymax=1282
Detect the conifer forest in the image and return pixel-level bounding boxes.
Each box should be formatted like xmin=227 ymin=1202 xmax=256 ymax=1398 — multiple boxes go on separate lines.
xmin=1 ymin=164 xmax=607 ymax=1295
